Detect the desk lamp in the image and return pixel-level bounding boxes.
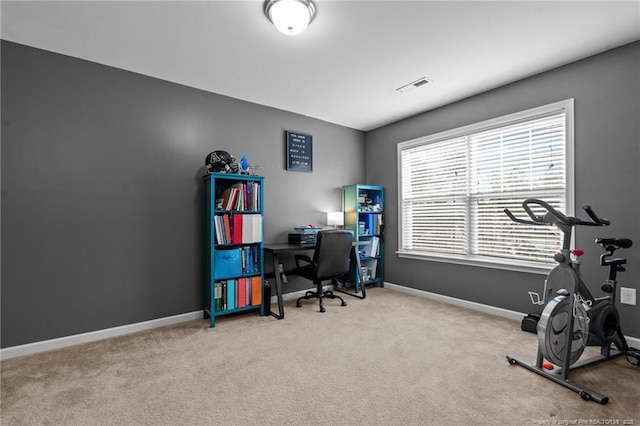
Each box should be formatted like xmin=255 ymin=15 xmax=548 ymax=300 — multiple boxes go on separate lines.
xmin=327 ymin=211 xmax=344 ymax=229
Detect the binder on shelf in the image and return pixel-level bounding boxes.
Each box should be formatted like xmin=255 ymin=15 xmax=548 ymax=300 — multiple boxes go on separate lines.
xmin=253 ymin=215 xmax=262 ymax=241
xmin=250 ymin=276 xmax=262 ymax=306
xmin=222 ymin=214 xmax=232 ymax=244
xmin=242 ymin=214 xmax=262 ymax=243
xmin=227 ymin=279 xmax=236 ymax=310
xmin=231 ymin=213 xmax=243 ymax=244
xmin=237 ymin=278 xmax=247 ymax=308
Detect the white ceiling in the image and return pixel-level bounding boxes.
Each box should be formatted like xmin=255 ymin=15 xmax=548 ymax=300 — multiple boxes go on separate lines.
xmin=2 ymin=0 xmax=639 ymax=131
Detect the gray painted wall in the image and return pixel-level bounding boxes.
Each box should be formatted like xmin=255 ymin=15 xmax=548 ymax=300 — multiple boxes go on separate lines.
xmin=365 ymin=41 xmax=640 ymax=338
xmin=3 ymin=40 xmax=639 ymax=349
xmin=1 ymin=41 xmax=365 ymax=348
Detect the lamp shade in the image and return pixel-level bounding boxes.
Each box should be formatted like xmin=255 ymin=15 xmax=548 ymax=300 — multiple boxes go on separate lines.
xmin=327 ymin=211 xmax=344 ymax=227
xmin=265 ymin=0 xmax=316 ymax=36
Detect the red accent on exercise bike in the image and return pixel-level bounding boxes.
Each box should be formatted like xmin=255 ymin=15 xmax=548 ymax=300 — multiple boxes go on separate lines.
xmin=571 ymin=249 xmax=584 ymax=257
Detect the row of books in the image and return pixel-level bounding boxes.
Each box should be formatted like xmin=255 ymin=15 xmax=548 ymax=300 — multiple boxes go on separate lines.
xmin=213 ymin=246 xmax=261 ymax=279
xmin=216 ymin=181 xmax=260 ymax=211
xmin=213 ymin=277 xmax=262 ymax=312
xmin=360 ymin=213 xmax=383 ymax=235
xmin=214 ymin=213 xmax=262 ymax=245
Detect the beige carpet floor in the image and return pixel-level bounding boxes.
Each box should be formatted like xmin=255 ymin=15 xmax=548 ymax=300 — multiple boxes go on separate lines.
xmin=1 ymin=287 xmax=639 ymax=425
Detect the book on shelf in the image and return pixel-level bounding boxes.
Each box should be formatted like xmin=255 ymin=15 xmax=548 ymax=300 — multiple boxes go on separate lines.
xmin=218 ymin=187 xmax=238 ymax=210
xmin=214 ymin=281 xmax=223 ymax=312
xmin=214 ymin=215 xmax=225 ymax=244
xmin=231 ymin=214 xmax=243 ymax=244
xmin=217 ymin=181 xmax=261 ymax=211
xmin=214 ymin=277 xmax=262 ymax=312
xmin=230 ymin=182 xmax=243 ymax=210
xmin=222 ymin=282 xmax=227 ymax=310
xmin=241 ymin=214 xmax=262 ymax=243
xmin=250 ymin=276 xmax=262 ymax=306
xmin=241 ymin=246 xmax=260 ymax=274
xmin=227 ymin=279 xmax=236 ymax=310
xmin=237 ymin=278 xmax=247 ymax=308
xmin=370 ymin=236 xmax=380 ymax=257
xmin=363 ymin=214 xmax=383 ymax=235
xmin=214 ymin=213 xmax=262 ymax=244
xmin=223 ymin=214 xmax=232 ymax=244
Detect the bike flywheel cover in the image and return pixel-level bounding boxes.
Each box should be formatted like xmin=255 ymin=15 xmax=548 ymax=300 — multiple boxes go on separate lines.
xmin=537 ymin=295 xmax=588 ymax=366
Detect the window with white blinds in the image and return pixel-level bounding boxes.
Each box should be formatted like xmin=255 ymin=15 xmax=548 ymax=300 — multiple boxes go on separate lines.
xmin=398 ymin=100 xmax=574 ymax=271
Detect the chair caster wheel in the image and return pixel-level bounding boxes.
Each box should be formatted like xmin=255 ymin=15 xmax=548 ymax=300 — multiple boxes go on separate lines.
xmin=296 ymin=302 xmax=302 ymax=308
xmin=341 ymin=301 xmax=347 ymax=306
xmin=320 ymin=307 xmax=326 ymax=313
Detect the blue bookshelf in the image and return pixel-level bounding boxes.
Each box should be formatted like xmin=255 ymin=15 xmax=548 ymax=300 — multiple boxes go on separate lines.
xmin=203 ymin=173 xmax=265 ymax=327
xmin=343 ymin=184 xmax=384 ymax=291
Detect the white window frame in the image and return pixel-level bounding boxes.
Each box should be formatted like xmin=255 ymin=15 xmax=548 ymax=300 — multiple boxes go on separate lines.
xmin=397 ymin=99 xmax=574 ymax=274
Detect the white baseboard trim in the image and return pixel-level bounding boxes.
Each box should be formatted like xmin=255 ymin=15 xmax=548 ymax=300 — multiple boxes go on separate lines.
xmin=4 ymin=285 xmax=639 ymax=360
xmin=384 ymin=282 xmax=525 ymax=321
xmin=0 ymin=311 xmax=204 ymax=360
xmin=1 ymin=288 xmax=324 ymax=361
xmin=383 ymin=281 xmax=640 ymax=349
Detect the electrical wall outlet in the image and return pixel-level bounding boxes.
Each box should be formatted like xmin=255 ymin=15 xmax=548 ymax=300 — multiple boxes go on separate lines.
xmin=620 ymin=287 xmax=637 ymax=305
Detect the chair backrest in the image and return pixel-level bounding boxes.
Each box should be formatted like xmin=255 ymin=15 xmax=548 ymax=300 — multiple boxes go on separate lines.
xmin=313 ymin=229 xmax=354 ymax=280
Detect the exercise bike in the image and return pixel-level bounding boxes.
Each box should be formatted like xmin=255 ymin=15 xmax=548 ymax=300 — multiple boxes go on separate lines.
xmin=504 ymin=199 xmax=640 ymax=404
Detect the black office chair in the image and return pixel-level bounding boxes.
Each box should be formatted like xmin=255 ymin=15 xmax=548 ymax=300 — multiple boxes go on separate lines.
xmin=293 ymin=229 xmax=353 ymax=312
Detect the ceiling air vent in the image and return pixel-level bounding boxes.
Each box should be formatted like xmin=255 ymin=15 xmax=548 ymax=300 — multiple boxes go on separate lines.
xmin=396 ymin=77 xmax=432 ymax=94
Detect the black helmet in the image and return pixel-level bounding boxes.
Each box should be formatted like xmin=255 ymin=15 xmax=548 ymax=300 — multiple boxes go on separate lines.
xmin=205 ymin=150 xmax=238 ymax=173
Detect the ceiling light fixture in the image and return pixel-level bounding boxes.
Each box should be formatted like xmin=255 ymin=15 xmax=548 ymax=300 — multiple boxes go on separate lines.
xmin=265 ymin=0 xmax=316 ymax=36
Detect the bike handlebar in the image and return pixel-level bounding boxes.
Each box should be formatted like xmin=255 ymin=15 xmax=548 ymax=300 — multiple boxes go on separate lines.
xmin=504 ymin=199 xmax=610 ymax=228
xmin=583 ymin=205 xmax=610 ymax=226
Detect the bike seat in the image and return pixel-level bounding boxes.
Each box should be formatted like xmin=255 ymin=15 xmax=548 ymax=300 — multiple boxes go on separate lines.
xmin=595 ymin=237 xmax=633 ymax=249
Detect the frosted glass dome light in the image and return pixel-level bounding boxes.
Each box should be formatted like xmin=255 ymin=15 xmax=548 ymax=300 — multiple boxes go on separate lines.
xmin=265 ymin=0 xmax=316 ymax=36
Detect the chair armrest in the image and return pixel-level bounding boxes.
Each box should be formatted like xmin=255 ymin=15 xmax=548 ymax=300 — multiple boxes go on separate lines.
xmin=294 ymin=254 xmax=313 ymax=268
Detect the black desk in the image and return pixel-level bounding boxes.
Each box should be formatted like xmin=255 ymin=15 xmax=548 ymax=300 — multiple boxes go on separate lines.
xmin=263 ymin=242 xmax=366 ymax=320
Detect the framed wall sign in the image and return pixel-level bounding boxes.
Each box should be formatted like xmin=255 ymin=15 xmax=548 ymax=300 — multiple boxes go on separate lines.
xmin=285 ymin=131 xmax=313 ymax=172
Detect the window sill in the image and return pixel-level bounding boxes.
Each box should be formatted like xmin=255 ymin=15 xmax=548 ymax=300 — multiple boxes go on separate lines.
xmin=396 ymin=250 xmax=552 ymax=275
